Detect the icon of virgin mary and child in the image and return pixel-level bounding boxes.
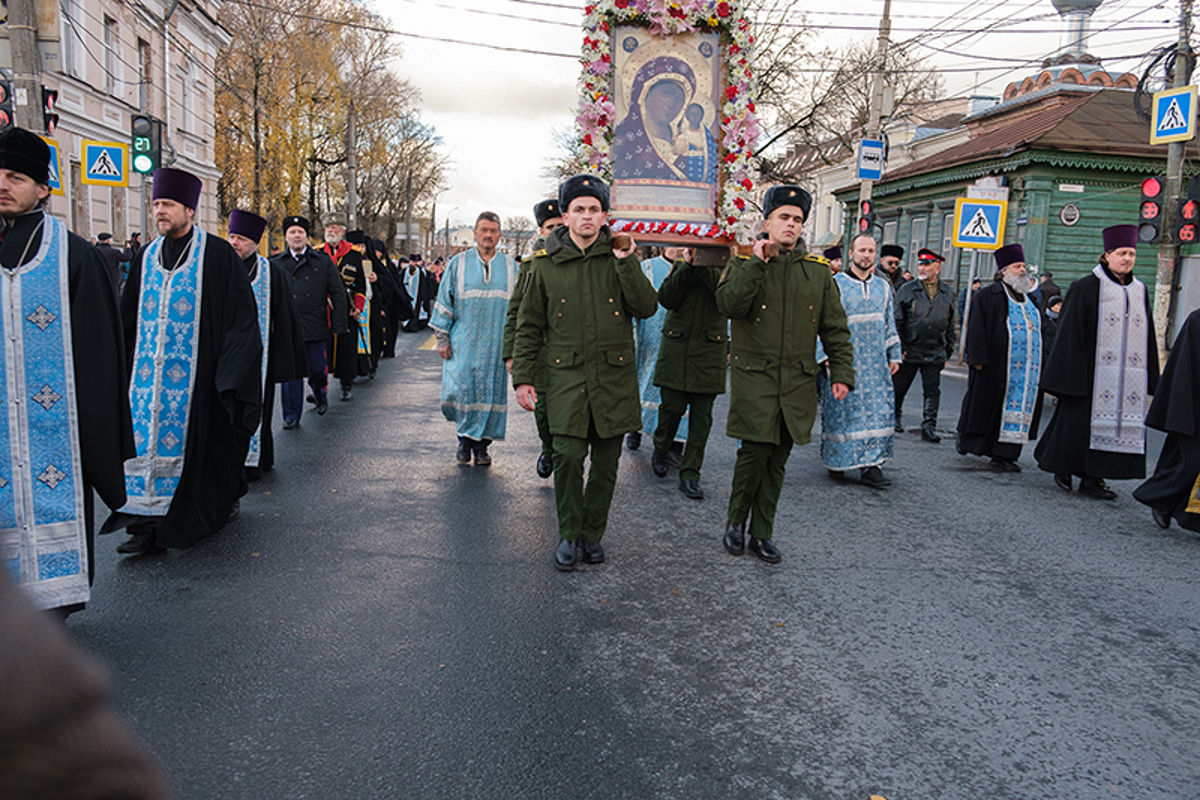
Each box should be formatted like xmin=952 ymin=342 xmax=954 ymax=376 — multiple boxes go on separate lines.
xmin=613 ymin=55 xmax=718 ymax=185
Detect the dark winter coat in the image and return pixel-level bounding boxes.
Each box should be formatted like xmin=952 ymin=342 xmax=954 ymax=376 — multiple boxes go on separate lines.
xmin=894 ymin=279 xmax=958 ymax=364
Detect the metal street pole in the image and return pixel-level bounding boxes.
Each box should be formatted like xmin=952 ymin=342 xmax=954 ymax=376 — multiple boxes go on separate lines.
xmin=346 ymin=101 xmax=358 ymax=229
xmin=1155 ymin=0 xmax=1194 ymax=364
xmin=856 ymin=0 xmax=891 ymax=234
xmin=7 ymin=0 xmax=43 ymax=131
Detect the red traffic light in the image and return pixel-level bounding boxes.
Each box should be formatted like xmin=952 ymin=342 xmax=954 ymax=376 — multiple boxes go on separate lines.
xmin=860 ymin=199 xmax=873 ymax=216
xmin=858 ymin=217 xmax=870 ymax=233
xmin=1141 ymin=176 xmax=1163 ymax=197
xmin=1141 ymin=200 xmax=1161 ymax=219
xmin=1182 ymin=199 xmax=1199 ymax=221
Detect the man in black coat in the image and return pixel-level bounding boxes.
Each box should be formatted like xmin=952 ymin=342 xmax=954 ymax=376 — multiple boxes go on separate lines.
xmin=93 ymin=232 xmax=130 ymax=290
xmin=956 ymin=244 xmax=1043 ymax=472
xmin=893 ymin=248 xmax=958 ymax=442
xmin=1134 ymin=308 xmax=1200 ymax=530
xmin=1035 ymin=225 xmax=1159 ymax=498
xmin=878 ymin=243 xmax=906 ymax=292
xmin=272 ymin=215 xmax=348 ymax=427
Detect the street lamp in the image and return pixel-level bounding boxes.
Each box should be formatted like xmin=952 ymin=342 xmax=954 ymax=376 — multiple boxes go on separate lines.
xmin=444 ymin=207 xmax=458 ymax=260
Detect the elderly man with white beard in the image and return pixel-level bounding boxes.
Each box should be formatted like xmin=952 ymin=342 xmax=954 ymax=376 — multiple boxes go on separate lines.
xmin=955 ymin=243 xmax=1043 ymax=472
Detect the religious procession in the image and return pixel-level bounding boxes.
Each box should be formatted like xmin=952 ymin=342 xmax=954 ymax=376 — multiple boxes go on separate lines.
xmin=2 ymin=0 xmax=1198 ymax=796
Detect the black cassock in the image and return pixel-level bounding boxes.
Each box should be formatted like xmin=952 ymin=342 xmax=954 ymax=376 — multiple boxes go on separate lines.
xmin=110 ymin=229 xmax=262 ymax=548
xmin=324 ymin=242 xmax=370 ymax=385
xmin=400 ymin=266 xmax=436 ymax=332
xmin=1134 ymin=308 xmax=1200 ymax=530
xmin=1034 ymin=268 xmax=1159 ymax=480
xmin=245 ymin=255 xmax=307 ymax=479
xmin=956 ymin=280 xmax=1040 ymax=460
xmin=0 ymin=210 xmax=134 ymax=589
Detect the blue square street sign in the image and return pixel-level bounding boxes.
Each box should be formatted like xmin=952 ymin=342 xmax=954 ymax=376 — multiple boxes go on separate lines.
xmin=80 ymin=140 xmax=128 ymax=187
xmin=1151 ymin=86 xmax=1197 ymax=145
xmin=41 ymin=137 xmax=62 ymax=196
xmin=857 ymin=138 xmax=884 ymax=181
xmin=952 ymin=197 xmax=1007 ymax=250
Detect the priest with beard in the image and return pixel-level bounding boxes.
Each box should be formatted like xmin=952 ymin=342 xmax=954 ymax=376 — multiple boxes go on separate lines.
xmin=1035 ymin=224 xmax=1159 ymax=499
xmin=226 ymin=209 xmax=307 ymax=479
xmin=105 ymin=168 xmax=262 ymax=555
xmin=1134 ymin=308 xmax=1200 ymax=531
xmin=0 ymin=128 xmax=132 ymax=616
xmin=955 ymin=244 xmax=1042 ymax=472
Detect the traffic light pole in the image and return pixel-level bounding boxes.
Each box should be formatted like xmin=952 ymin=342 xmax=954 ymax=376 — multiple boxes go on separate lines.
xmin=7 ymin=0 xmax=43 ymax=131
xmin=856 ymin=0 xmax=891 ymax=237
xmin=1155 ymin=0 xmax=1194 ymax=365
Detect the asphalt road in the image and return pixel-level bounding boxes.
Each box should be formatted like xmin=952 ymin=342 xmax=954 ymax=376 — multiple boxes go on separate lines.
xmin=71 ymin=334 xmax=1200 ymax=799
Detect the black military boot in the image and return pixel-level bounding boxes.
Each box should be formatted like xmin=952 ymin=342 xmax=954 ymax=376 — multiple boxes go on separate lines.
xmin=921 ymin=395 xmax=940 ymax=442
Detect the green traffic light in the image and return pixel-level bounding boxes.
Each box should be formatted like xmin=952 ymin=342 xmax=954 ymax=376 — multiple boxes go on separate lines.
xmin=133 ymin=154 xmax=155 ymax=173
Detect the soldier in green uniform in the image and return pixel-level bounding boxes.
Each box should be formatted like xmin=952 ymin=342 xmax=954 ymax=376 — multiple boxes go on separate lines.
xmin=650 ymin=249 xmax=728 ymax=500
xmin=512 ymin=175 xmax=659 ymax=571
xmin=716 ymin=185 xmax=855 ymax=563
xmin=502 ymin=199 xmax=563 ymax=479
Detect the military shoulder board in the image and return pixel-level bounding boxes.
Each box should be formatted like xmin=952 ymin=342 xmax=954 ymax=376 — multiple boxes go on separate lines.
xmin=804 ymin=254 xmax=831 ymax=267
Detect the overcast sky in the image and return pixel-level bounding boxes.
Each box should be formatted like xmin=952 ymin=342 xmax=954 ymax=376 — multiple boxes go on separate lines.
xmin=371 ymin=0 xmax=1177 ymax=228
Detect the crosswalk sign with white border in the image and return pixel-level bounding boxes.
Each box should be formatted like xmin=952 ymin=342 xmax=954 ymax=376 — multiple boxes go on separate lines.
xmin=952 ymin=197 xmax=1007 ymax=250
xmin=40 ymin=137 xmax=63 ymax=197
xmin=80 ymin=140 xmax=128 ymax=187
xmin=1151 ymin=86 xmax=1197 ymax=145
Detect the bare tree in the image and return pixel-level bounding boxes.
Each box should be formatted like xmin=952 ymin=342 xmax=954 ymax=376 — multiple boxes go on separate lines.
xmin=503 ymin=216 xmax=535 ymax=260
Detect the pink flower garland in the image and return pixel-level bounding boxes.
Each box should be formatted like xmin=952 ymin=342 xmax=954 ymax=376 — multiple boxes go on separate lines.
xmin=577 ymin=0 xmax=759 ymax=242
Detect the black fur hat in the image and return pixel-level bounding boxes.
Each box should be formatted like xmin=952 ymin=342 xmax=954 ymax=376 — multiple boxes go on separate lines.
xmin=762 ymin=185 xmax=812 ymax=220
xmin=558 ymin=174 xmax=609 ymax=213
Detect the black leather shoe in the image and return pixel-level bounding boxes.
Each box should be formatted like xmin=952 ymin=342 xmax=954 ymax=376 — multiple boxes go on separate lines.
xmin=227 ymin=500 xmax=240 ymax=522
xmin=956 ymin=440 xmax=968 ymax=456
xmin=474 ymin=445 xmax=492 ymax=466
xmin=456 ymin=440 xmax=473 ymax=464
xmin=894 ymin=422 xmax=904 ymax=433
xmin=536 ymin=453 xmax=553 ymax=478
xmin=340 ymin=386 xmax=352 ymax=401
xmin=748 ymin=536 xmax=781 ymax=564
xmin=679 ymin=478 xmax=704 ymax=499
xmin=306 ymin=394 xmax=317 ymax=405
xmin=921 ymin=428 xmax=941 ymax=443
xmin=316 ymin=399 xmax=328 ymax=416
xmin=827 ymin=469 xmax=845 ymax=480
xmin=625 ymin=431 xmax=641 ymax=451
xmin=580 ymin=540 xmax=605 ymax=564
xmin=651 ymin=450 xmax=669 ymax=477
xmin=555 ymin=538 xmax=578 ymax=571
xmin=116 ymin=530 xmax=163 ymax=555
xmin=667 ymin=442 xmax=684 ymax=469
xmin=1079 ymin=477 xmax=1117 ymax=500
xmin=860 ymin=466 xmax=891 ymax=488
xmin=1153 ymin=507 xmax=1172 ymax=529
xmin=990 ymin=457 xmax=1021 ymax=472
xmin=1055 ymin=473 xmax=1072 ymax=492
xmin=723 ymin=521 xmax=745 ymax=556
xmin=283 ymin=418 xmax=300 ymax=430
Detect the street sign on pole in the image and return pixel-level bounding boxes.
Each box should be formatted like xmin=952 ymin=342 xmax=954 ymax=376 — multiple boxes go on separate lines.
xmin=952 ymin=197 xmax=1007 ymax=250
xmin=857 ymin=138 xmax=884 ymax=181
xmin=1151 ymin=85 xmax=1197 ymax=145
xmin=80 ymin=139 xmax=128 ymax=187
xmin=41 ymin=136 xmax=62 ymax=196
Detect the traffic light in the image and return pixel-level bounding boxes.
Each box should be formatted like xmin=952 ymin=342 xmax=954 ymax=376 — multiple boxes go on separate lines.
xmin=0 ymin=82 xmax=13 ymax=133
xmin=1139 ymin=175 xmax=1166 ymax=244
xmin=41 ymin=88 xmax=58 ymax=136
xmin=858 ymin=198 xmax=875 ymax=235
xmin=130 ymin=114 xmax=162 ymax=174
xmin=1176 ymin=177 xmax=1200 ymax=245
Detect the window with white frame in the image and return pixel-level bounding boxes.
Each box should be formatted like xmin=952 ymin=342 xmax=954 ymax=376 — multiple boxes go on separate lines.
xmin=908 ymin=217 xmax=928 ymax=265
xmin=883 ymin=219 xmax=898 ymax=246
xmin=62 ymin=0 xmax=84 ymax=80
xmin=104 ymin=17 xmax=120 ymax=96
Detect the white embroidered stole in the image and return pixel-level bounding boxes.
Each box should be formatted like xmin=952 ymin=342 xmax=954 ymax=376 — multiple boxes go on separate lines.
xmin=246 ymin=255 xmax=270 ymax=467
xmin=0 ymin=215 xmax=88 ymax=609
xmin=1090 ymin=264 xmax=1149 ymax=454
xmin=121 ymin=229 xmax=207 ymax=514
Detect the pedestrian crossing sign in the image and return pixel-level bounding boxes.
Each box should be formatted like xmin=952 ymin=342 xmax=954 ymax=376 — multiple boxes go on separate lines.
xmin=80 ymin=139 xmax=128 ymax=187
xmin=1151 ymin=86 xmax=1197 ymax=145
xmin=40 ymin=137 xmax=63 ymax=197
xmin=952 ymin=197 xmax=1007 ymax=250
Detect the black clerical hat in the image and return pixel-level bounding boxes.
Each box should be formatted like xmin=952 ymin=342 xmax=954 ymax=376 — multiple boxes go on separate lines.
xmin=558 ymin=174 xmax=609 ymax=213
xmin=229 ymin=209 xmax=268 ymax=244
xmin=880 ymin=244 xmax=904 ymax=260
xmin=822 ymin=245 xmax=841 ymax=260
xmin=151 ymin=167 xmax=202 ymax=210
xmin=993 ymin=243 xmax=1025 ymax=270
xmin=0 ymin=127 xmax=50 ymax=185
xmin=762 ymin=185 xmax=812 ymax=220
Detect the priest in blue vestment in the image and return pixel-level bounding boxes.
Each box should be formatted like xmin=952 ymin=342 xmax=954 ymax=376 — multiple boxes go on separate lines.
xmin=431 ymin=211 xmax=517 ymax=466
xmin=105 ymin=168 xmax=263 ymax=554
xmin=818 ymin=233 xmax=901 ymax=488
xmin=628 ymin=248 xmax=687 ymax=463
xmin=0 ymin=128 xmax=133 ymax=615
xmin=227 ymin=210 xmax=307 ymax=479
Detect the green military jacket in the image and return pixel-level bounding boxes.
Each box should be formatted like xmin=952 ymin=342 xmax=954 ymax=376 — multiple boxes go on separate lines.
xmin=512 ymin=226 xmax=659 ymax=439
xmin=652 ymin=259 xmax=728 ymax=395
xmin=715 ymin=245 xmax=855 ymax=446
xmin=500 ymin=237 xmax=545 ymax=362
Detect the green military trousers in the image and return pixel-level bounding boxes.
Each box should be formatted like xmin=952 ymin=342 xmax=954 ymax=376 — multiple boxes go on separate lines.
xmin=653 ymin=387 xmax=716 ymax=481
xmin=726 ymin=418 xmax=795 ymax=541
xmin=552 ymin=413 xmax=623 ymax=543
xmin=534 ymin=391 xmax=553 ymax=459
